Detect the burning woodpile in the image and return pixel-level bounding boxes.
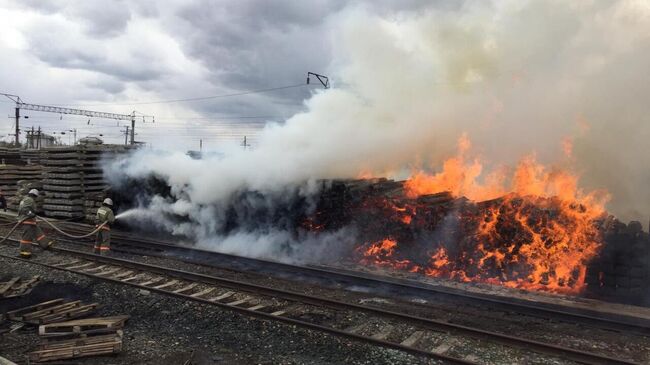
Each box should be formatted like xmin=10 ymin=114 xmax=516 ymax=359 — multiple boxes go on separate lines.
xmin=301 ymin=179 xmax=610 ymax=295
xmin=300 ymin=136 xmax=620 ymax=295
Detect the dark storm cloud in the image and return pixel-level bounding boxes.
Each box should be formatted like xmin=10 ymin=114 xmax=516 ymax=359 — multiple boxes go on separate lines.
xmin=69 ymin=1 xmax=132 ymax=38
xmin=87 ymin=78 xmax=127 ymax=94
xmin=170 ymin=0 xmax=350 ymax=117
xmin=28 ymin=35 xmax=164 ymax=82
xmin=169 ymin=0 xmax=459 ymax=117
xmin=17 ymin=0 xmax=132 ymax=37
xmin=3 ymin=0 xmax=456 ymax=138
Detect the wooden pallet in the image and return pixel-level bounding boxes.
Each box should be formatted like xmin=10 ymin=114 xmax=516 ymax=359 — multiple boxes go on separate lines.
xmin=0 ymin=276 xmax=40 ymax=298
xmin=29 ymin=331 xmax=123 ymax=362
xmin=7 ymin=299 xmax=99 ymax=324
xmin=39 ymin=316 xmax=129 ymax=337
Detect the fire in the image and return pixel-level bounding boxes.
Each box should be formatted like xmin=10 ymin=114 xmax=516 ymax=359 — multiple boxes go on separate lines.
xmin=355 ymin=135 xmax=610 ymax=295
xmin=358 ymin=238 xmax=413 ymax=270
xmin=404 ymin=134 xmax=507 ymax=201
xmin=362 ymin=238 xmax=397 ymax=257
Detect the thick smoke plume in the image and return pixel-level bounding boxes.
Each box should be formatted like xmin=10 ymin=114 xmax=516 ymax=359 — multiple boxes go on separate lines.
xmin=107 ymin=1 xmax=650 ymax=260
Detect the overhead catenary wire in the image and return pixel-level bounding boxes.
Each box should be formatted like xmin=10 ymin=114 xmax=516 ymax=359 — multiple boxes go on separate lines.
xmin=42 ymin=83 xmax=309 ymax=107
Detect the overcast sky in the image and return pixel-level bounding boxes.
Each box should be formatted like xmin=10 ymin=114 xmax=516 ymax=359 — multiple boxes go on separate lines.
xmin=0 ymin=0 xmax=452 ymax=149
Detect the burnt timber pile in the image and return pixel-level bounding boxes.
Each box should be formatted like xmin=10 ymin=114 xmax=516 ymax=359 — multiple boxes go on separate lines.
xmin=303 ymin=178 xmax=650 ymax=306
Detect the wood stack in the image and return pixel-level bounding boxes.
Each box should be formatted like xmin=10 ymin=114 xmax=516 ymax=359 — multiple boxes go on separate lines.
xmin=0 ymin=147 xmax=23 ymax=165
xmin=0 ymin=276 xmax=40 ymax=298
xmin=40 ymin=145 xmax=130 ymax=220
xmin=0 ymin=165 xmax=43 ymax=209
xmin=1 ymin=144 xmax=132 ymax=222
xmin=20 ymin=149 xmax=44 ymax=165
xmin=42 ymin=147 xmax=87 ymax=219
xmin=586 ymin=221 xmax=650 ymax=303
xmin=29 ymin=316 xmax=128 ymax=362
xmin=80 ymin=147 xmax=111 ymax=221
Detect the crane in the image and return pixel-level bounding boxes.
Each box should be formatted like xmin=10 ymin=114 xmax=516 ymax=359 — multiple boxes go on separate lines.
xmin=1 ymin=93 xmax=153 ymax=146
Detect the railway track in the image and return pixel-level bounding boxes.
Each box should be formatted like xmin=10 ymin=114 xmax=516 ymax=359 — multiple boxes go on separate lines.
xmin=0 ymin=238 xmax=642 ymax=365
xmin=35 ymin=219 xmax=650 ymax=338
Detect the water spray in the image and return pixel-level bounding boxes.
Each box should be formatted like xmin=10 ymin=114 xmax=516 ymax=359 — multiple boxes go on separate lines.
xmin=115 ymin=208 xmax=151 ymax=220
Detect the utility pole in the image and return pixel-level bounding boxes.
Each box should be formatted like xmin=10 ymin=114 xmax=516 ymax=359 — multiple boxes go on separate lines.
xmin=241 ymin=136 xmax=251 ymax=150
xmin=130 ymin=115 xmax=135 ymax=145
xmin=199 ymin=139 xmax=203 ymax=152
xmin=14 ymin=107 xmax=20 ymax=146
xmin=37 ymin=126 xmax=41 ymax=149
xmin=122 ymin=126 xmax=130 ymax=146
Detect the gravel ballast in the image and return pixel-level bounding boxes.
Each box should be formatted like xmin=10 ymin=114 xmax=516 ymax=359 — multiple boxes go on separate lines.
xmin=0 ymin=256 xmax=431 ymax=365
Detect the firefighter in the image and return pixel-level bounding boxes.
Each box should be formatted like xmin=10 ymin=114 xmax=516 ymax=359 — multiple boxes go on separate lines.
xmin=94 ymin=198 xmax=115 ymax=255
xmin=17 ymin=189 xmax=53 ymax=258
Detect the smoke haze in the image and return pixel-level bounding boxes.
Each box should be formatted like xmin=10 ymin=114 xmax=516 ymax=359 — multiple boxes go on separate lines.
xmin=107 ymin=1 xmax=650 ymax=258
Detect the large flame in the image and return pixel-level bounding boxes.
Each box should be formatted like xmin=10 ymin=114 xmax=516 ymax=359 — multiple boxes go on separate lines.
xmin=356 ymin=135 xmax=610 ymax=294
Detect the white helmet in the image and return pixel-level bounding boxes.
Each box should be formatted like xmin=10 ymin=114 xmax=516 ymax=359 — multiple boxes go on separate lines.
xmin=28 ymin=189 xmax=39 ymax=196
xmin=103 ymin=198 xmax=113 ymax=206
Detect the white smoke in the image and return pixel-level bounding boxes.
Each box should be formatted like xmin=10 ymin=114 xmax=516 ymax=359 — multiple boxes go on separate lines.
xmin=107 ymin=1 xmax=650 ymax=259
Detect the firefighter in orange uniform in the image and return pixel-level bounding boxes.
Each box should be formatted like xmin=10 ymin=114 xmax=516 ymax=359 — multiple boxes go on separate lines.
xmin=94 ymin=198 xmax=115 ymax=255
xmin=17 ymin=189 xmax=54 ymax=258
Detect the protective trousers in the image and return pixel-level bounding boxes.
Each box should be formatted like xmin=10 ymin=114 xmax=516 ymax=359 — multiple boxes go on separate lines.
xmin=94 ymin=226 xmax=111 ymax=254
xmin=20 ymin=220 xmax=49 ymax=257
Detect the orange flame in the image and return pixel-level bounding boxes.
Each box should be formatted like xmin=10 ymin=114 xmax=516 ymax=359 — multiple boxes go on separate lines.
xmin=357 ymin=134 xmax=609 ymax=295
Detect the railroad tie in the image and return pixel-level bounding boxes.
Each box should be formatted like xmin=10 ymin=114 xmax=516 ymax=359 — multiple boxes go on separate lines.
xmin=400 ymin=331 xmax=424 ymax=347
xmin=83 ymin=265 xmax=107 ymax=273
xmin=247 ymin=304 xmax=267 ymax=311
xmin=112 ymin=270 xmax=134 ymax=279
xmin=269 ymin=310 xmax=286 ymax=316
xmin=370 ymin=325 xmax=394 ymax=340
xmin=66 ymin=262 xmax=95 ymax=270
xmin=208 ymin=291 xmax=234 ymax=302
xmin=430 ymin=341 xmax=453 ymax=354
xmin=151 ymin=280 xmax=179 ymax=289
xmin=190 ymin=287 xmax=215 ymax=298
xmin=173 ymin=283 xmax=198 ymax=294
xmin=139 ymin=277 xmax=165 ymax=287
xmin=95 ymin=268 xmax=122 ymax=277
xmin=53 ymin=260 xmax=80 ymax=267
xmin=344 ymin=323 xmax=367 ymax=334
xmin=121 ymin=274 xmax=144 ymax=283
xmin=225 ymin=297 xmax=251 ymax=306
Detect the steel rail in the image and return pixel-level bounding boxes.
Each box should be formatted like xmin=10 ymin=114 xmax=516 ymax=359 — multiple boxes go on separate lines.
xmin=0 ymin=240 xmax=639 ymax=365
xmin=0 ymin=250 xmax=474 ymax=365
xmin=43 ymin=221 xmax=650 ymax=337
xmin=2 ymin=215 xmax=648 ymax=336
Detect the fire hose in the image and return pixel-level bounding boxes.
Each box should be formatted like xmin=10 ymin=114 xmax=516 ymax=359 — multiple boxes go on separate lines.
xmin=36 ymin=216 xmax=107 ymax=239
xmin=0 ymin=219 xmax=25 ymax=244
xmin=0 ymin=216 xmax=107 ymax=244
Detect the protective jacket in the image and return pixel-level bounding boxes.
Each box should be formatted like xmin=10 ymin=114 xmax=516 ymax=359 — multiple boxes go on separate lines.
xmin=18 ymin=196 xmax=36 ymax=221
xmin=96 ymin=206 xmax=115 ymax=227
